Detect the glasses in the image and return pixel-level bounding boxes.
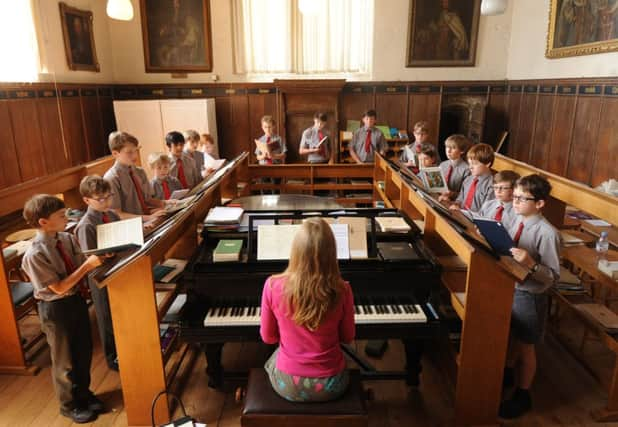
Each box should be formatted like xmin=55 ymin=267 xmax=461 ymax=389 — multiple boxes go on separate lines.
xmin=492 ymin=185 xmax=513 ymax=191
xmin=89 ymin=194 xmax=114 ymax=203
xmin=513 ymin=195 xmax=536 ymax=203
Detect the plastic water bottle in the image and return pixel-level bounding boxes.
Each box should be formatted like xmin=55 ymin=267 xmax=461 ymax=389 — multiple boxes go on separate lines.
xmin=596 ymin=231 xmax=610 ymax=267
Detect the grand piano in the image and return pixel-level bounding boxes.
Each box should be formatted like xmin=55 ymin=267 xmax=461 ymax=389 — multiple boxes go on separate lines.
xmin=179 ymin=195 xmax=442 ymax=387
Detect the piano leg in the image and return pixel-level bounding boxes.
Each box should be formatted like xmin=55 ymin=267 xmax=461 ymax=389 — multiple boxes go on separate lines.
xmin=203 ymin=343 xmax=224 ymax=389
xmin=404 ymin=339 xmax=424 ymax=387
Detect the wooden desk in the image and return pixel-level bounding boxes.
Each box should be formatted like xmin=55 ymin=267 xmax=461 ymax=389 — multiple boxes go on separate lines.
xmin=580 ymin=222 xmax=618 ymax=248
xmin=562 ymin=246 xmax=618 ymax=292
xmin=374 ymin=155 xmax=526 ymax=426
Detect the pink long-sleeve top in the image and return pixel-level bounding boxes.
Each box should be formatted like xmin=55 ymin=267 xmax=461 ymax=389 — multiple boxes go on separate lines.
xmin=260 ymin=275 xmax=355 ymax=378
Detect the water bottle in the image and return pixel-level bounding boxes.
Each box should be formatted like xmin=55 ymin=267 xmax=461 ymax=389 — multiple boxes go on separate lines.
xmin=596 ymin=231 xmax=609 ymax=267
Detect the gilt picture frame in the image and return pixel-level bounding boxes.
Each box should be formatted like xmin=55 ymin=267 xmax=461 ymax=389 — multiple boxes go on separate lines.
xmin=546 ymin=0 xmax=618 ymax=58
xmin=406 ymin=0 xmax=481 ymax=67
xmin=140 ymin=0 xmax=213 ymax=73
xmin=59 ymin=2 xmax=100 ymax=72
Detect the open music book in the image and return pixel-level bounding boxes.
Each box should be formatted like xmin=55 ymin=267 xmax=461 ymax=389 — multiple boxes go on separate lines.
xmin=82 ymin=217 xmax=144 ymax=255
xmin=257 ymin=223 xmax=350 ymax=260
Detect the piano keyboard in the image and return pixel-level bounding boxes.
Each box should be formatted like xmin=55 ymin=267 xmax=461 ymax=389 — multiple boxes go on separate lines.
xmin=203 ymin=302 xmax=427 ymax=327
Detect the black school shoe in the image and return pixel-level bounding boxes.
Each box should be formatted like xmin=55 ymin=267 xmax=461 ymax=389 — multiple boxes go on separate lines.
xmin=499 ymin=388 xmax=532 ymax=419
xmin=60 ymin=407 xmax=97 ymax=424
xmin=81 ymin=393 xmax=105 ymax=413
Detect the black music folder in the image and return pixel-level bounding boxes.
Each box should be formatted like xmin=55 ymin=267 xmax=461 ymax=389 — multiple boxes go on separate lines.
xmin=473 ymin=218 xmax=515 ymax=256
xmin=377 ymin=242 xmax=420 ymax=261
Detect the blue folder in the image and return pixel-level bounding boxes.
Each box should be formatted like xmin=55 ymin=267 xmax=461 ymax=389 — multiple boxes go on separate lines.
xmin=473 ymin=218 xmax=515 ymax=256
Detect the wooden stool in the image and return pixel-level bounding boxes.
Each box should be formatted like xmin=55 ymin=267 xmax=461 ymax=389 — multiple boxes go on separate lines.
xmin=241 ymin=369 xmax=368 ymax=427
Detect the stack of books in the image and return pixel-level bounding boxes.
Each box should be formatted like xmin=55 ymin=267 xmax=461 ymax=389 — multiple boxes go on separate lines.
xmin=213 ymin=239 xmax=243 ymax=262
xmin=599 ymin=261 xmax=618 ymax=280
xmin=204 ymin=206 xmax=244 ymax=231
xmin=555 ymin=266 xmax=586 ymax=294
xmin=375 ymin=216 xmax=411 ymax=233
xmin=560 ymin=231 xmax=585 ymax=247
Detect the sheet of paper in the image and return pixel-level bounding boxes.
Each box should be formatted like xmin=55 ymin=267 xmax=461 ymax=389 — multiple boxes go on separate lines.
xmin=337 ymin=217 xmax=367 ymax=259
xmin=205 ymin=155 xmax=225 ymax=170
xmin=585 ymin=219 xmax=611 ymax=227
xmin=330 ymin=224 xmax=350 ymax=259
xmin=96 ymin=217 xmax=143 ymax=250
xmin=257 ymin=224 xmax=301 ymax=260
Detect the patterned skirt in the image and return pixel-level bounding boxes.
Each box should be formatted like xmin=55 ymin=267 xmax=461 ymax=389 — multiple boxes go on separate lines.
xmin=264 ymin=349 xmax=349 ymax=402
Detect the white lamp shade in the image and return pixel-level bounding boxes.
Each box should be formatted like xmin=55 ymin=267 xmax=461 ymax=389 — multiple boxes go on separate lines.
xmin=481 ymin=0 xmax=507 ymax=16
xmin=107 ymin=0 xmax=134 ymax=21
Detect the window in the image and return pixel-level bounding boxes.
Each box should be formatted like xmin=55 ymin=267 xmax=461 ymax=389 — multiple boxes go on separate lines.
xmin=232 ymin=0 xmax=373 ymax=75
xmin=0 ymin=1 xmax=40 ymax=82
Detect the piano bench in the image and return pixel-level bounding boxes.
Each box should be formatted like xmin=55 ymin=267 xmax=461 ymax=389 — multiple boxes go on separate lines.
xmin=241 ymin=368 xmax=368 ymax=427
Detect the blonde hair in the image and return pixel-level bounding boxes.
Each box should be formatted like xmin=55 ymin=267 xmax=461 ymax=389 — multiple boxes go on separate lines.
xmin=200 ymin=133 xmax=214 ymax=145
xmin=280 ymin=218 xmax=344 ymax=331
xmin=183 ymin=129 xmax=200 ymax=142
xmin=413 ymin=121 xmax=429 ymax=133
xmin=108 ymin=131 xmax=138 ymax=152
xmin=444 ymin=134 xmax=471 ymax=152
xmin=261 ymin=115 xmax=275 ymax=125
xmin=148 ymin=152 xmax=171 ymax=169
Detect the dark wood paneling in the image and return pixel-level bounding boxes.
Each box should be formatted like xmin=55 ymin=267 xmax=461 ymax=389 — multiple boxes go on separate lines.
xmin=81 ymin=95 xmax=105 ymax=160
xmin=0 ymin=102 xmax=21 ymax=189
xmin=484 ymin=93 xmax=508 ymax=147
xmin=547 ymin=96 xmax=576 ymax=176
xmin=59 ymin=97 xmax=88 ymax=166
xmin=408 ymin=93 xmax=441 ymax=141
xmin=375 ymin=93 xmax=408 ymax=131
xmin=99 ymin=95 xmax=116 ymax=149
xmin=341 ymin=93 xmax=373 ymax=130
xmin=8 ymin=99 xmax=47 ymax=181
xmin=36 ymin=97 xmax=70 ymax=173
xmin=285 ymin=114 xmax=312 ymax=164
xmin=505 ymin=91 xmax=522 ymax=158
xmin=591 ymin=97 xmax=618 ymax=186
xmin=529 ymin=95 xmax=555 ymax=169
xmin=512 ymin=92 xmax=537 ymax=163
xmin=216 ymin=95 xmax=249 ymax=161
xmin=567 ymin=96 xmax=602 ymax=184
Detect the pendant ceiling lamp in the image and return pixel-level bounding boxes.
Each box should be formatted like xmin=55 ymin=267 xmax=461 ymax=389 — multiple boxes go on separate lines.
xmin=481 ymin=0 xmax=507 ymax=16
xmin=106 ymin=0 xmax=134 ymax=21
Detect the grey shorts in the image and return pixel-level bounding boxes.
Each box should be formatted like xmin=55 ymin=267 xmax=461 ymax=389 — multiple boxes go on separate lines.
xmin=511 ymin=288 xmax=548 ymax=344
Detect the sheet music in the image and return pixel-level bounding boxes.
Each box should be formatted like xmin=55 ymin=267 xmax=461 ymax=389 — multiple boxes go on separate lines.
xmin=330 ymin=224 xmax=350 ymax=259
xmin=96 ymin=217 xmax=143 ymax=250
xmin=336 ymin=217 xmax=367 ymax=259
xmin=257 ymin=224 xmax=300 ymax=260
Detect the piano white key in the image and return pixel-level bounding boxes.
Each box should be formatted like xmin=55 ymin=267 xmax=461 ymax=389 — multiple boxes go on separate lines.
xmin=203 ymin=304 xmax=426 ymax=326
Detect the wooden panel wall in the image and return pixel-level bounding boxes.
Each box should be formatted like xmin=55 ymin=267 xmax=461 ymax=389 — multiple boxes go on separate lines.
xmin=0 ymin=83 xmax=116 ymax=191
xmin=1 ymin=77 xmax=616 ymax=196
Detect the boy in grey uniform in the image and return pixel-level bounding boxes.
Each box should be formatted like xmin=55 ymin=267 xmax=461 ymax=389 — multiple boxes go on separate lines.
xmin=299 ymin=112 xmax=330 ymax=164
xmin=74 ymin=176 xmax=120 ymax=371
xmin=149 ymin=153 xmax=183 ymax=200
xmin=348 ymin=110 xmax=386 ymax=163
xmin=21 ymin=195 xmax=105 ymax=423
xmin=500 ymin=174 xmax=561 ymax=419
xmin=438 ymin=134 xmax=471 ymax=202
xmin=255 ymin=115 xmax=287 ymax=165
xmin=167 ymin=131 xmax=201 ymax=189
xmin=451 ymin=143 xmax=495 ymax=212
xmin=183 ymin=129 xmax=205 ymax=176
xmin=103 ymin=131 xmax=165 ymax=219
xmin=476 ymin=170 xmax=520 ymax=230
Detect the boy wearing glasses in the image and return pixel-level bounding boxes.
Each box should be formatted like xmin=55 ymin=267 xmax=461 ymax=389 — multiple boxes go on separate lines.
xmin=477 ymin=170 xmax=520 ymax=230
xmin=500 ymin=174 xmax=560 ymax=419
xmin=75 ymin=175 xmax=120 ymax=371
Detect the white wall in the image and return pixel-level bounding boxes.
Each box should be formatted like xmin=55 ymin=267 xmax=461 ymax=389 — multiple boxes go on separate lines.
xmin=507 ymin=0 xmax=618 ymax=80
xmin=33 ymin=0 xmax=114 ymax=83
xmin=108 ymin=0 xmax=514 ymax=83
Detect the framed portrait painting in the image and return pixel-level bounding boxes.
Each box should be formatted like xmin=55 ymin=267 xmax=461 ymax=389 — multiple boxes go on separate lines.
xmin=59 ymin=3 xmax=99 ymax=72
xmin=546 ymin=0 xmax=618 ymax=58
xmin=140 ymin=0 xmax=213 ymax=73
xmin=406 ymin=0 xmax=481 ymax=67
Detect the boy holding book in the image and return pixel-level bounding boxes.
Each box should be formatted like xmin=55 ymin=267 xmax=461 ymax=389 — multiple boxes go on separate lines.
xmin=22 ymin=195 xmax=106 ymax=423
xmin=299 ymin=112 xmax=330 ymax=164
xmin=417 ymin=144 xmax=439 ymax=170
xmin=74 ymin=175 xmax=120 ymax=371
xmin=438 ymin=134 xmax=470 ymax=202
xmin=450 ymin=143 xmax=495 ymax=212
xmin=103 ymin=131 xmax=165 ymax=220
xmin=500 ymin=174 xmax=560 ymax=418
xmin=477 ymin=170 xmax=520 ymax=230
xmin=255 ymin=115 xmax=287 ymax=165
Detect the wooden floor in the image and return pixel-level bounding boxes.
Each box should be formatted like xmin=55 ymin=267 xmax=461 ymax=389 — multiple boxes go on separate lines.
xmin=1 ymin=309 xmax=618 ymax=426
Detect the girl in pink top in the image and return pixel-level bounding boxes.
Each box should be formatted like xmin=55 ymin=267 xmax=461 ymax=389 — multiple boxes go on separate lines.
xmin=260 ymin=218 xmax=355 ymax=402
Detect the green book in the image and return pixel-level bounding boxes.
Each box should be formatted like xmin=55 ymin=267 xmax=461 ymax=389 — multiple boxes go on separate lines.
xmin=346 ymin=120 xmax=360 ymax=132
xmin=376 ymin=125 xmax=391 ymax=138
xmin=213 ymin=239 xmax=243 ymax=262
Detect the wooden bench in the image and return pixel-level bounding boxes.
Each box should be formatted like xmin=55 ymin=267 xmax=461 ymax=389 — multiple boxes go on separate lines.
xmin=241 ymin=369 xmax=368 ymax=427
